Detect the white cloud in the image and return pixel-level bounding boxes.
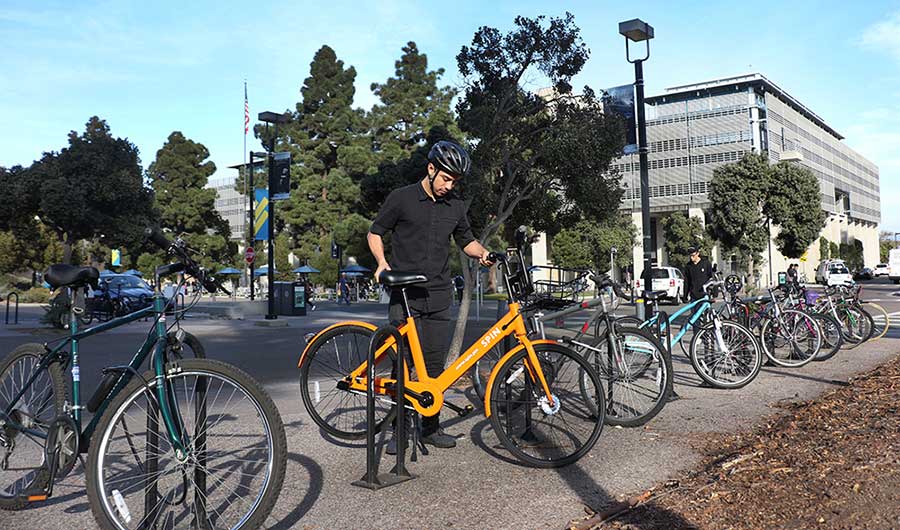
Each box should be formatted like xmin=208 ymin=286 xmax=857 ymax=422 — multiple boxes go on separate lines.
xmin=859 ymin=11 xmax=900 ymax=64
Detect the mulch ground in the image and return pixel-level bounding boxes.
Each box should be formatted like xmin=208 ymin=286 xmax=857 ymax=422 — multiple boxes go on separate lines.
xmin=570 ymin=354 xmax=900 ymax=530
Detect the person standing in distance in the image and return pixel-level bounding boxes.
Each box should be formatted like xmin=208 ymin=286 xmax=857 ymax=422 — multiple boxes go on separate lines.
xmin=683 ymin=246 xmax=713 ymax=301
xmin=367 ymin=140 xmax=493 ymax=451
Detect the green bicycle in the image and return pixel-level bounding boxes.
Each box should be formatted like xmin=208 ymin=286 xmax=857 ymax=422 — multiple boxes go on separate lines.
xmin=0 ymin=228 xmax=286 ymax=530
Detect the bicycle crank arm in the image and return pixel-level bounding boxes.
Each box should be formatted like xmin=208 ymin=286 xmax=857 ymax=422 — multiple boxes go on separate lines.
xmin=442 ymin=401 xmax=475 ymax=417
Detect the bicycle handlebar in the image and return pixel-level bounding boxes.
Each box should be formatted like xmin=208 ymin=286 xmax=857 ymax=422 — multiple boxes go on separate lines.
xmin=145 ymin=227 xmax=230 ymax=296
xmin=590 ymin=274 xmax=632 ymax=301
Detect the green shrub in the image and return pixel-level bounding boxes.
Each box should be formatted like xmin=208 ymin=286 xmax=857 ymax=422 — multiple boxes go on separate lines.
xmin=20 ymin=287 xmax=51 ymax=304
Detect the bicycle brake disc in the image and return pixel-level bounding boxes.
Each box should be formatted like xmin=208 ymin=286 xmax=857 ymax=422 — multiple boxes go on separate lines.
xmin=45 ymin=415 xmax=80 ymax=478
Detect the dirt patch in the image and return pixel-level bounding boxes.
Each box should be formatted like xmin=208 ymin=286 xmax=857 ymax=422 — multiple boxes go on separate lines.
xmin=570 ymin=354 xmax=900 ymax=530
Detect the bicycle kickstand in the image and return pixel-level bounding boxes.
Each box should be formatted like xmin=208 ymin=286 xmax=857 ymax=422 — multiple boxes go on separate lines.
xmin=411 ymin=411 xmax=428 ymax=461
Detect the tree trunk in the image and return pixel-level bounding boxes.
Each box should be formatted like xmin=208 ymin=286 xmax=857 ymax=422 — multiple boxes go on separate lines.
xmin=58 ymin=230 xmax=73 ymax=265
xmin=447 ymin=257 xmax=476 ymax=360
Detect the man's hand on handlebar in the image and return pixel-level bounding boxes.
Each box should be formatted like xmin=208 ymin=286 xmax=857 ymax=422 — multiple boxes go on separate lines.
xmin=481 ymin=250 xmax=499 ymax=267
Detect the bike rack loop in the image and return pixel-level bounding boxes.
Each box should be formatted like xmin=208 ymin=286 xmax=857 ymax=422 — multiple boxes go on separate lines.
xmin=5 ymin=292 xmax=18 ymax=325
xmin=352 ymin=324 xmax=416 ymax=490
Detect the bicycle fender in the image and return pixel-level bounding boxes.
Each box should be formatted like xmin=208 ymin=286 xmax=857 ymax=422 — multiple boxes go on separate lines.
xmin=297 ymin=321 xmax=378 ymax=368
xmin=483 ymin=339 xmax=558 ymax=417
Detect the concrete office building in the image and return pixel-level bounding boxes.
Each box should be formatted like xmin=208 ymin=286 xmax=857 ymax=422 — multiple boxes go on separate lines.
xmin=612 ymin=73 xmax=880 ymax=284
xmin=208 ymin=177 xmax=247 ymax=241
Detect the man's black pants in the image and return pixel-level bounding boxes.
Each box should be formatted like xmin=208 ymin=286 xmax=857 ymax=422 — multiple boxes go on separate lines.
xmin=388 ymin=289 xmax=450 ymax=436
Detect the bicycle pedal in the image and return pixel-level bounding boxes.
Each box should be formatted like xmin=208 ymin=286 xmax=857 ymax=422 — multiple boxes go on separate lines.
xmin=457 ymin=405 xmax=474 ymax=417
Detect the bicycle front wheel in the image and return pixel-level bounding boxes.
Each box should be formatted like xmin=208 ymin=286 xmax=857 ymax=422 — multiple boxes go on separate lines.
xmin=690 ymin=320 xmax=762 ymax=389
xmin=580 ymin=326 xmax=671 ymax=427
xmin=811 ymin=313 xmax=843 ymax=361
xmin=489 ymin=343 xmax=604 ymax=468
xmin=0 ymin=344 xmax=67 ymax=510
xmin=85 ymin=359 xmax=287 ymax=530
xmin=760 ymin=309 xmax=821 ymax=368
xmin=862 ymin=302 xmax=889 ymax=341
xmin=299 ymin=324 xmax=394 ymax=439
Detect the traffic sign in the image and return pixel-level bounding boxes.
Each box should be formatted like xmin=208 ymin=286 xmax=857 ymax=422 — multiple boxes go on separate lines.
xmin=245 ymin=247 xmax=256 ymax=264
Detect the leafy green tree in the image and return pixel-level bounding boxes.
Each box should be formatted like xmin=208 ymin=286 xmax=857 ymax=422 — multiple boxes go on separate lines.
xmin=2 ymin=118 xmax=156 ymax=263
xmin=708 ymin=154 xmax=825 ymax=275
xmin=661 ymin=212 xmax=713 ymax=270
xmin=550 ymin=216 xmax=636 ymax=271
xmin=147 ymin=131 xmax=235 ymax=268
xmin=450 ymin=13 xmax=625 ymax=355
xmin=767 ymin=162 xmax=826 ymax=258
xmin=819 ymin=236 xmax=830 ymax=262
xmin=707 ymin=153 xmax=770 ymax=275
xmin=269 ymin=45 xmax=373 ymax=266
xmin=362 ymin=42 xmax=462 ymax=214
xmin=879 ymin=231 xmax=895 ymax=263
xmin=456 ymin=14 xmax=625 ymax=239
xmin=830 ymin=241 xmax=840 ymax=260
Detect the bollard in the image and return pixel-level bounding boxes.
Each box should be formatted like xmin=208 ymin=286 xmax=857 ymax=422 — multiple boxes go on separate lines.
xmin=5 ymin=292 xmax=19 ymax=325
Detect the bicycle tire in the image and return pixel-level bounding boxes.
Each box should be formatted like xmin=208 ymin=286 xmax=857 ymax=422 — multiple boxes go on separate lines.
xmin=689 ymin=320 xmax=762 ymax=389
xmin=488 ymin=343 xmax=604 ymax=468
xmin=86 ymin=358 xmax=287 ymax=530
xmin=471 ymin=340 xmax=510 ymax=403
xmin=0 ymin=344 xmax=68 ymax=510
xmin=862 ymin=302 xmax=889 ymax=341
xmin=299 ymin=324 xmax=394 ymax=439
xmin=811 ymin=313 xmax=843 ymax=361
xmin=839 ymin=306 xmax=873 ymax=346
xmin=759 ymin=309 xmax=821 ymax=368
xmin=581 ymin=326 xmax=672 ymax=427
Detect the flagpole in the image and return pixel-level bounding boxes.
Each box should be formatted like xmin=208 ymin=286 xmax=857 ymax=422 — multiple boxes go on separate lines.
xmin=244 ymin=80 xmax=250 ymax=296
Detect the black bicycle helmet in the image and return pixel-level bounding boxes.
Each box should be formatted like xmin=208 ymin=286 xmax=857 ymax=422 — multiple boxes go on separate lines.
xmin=427 ymin=140 xmax=471 ymax=178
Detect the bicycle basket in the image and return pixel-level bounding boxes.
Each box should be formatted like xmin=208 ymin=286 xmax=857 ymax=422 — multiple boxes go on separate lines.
xmin=805 ymin=290 xmax=820 ymax=305
xmin=529 ymin=266 xmax=589 ymax=304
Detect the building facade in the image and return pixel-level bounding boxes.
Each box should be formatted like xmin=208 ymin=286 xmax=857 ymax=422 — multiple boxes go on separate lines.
xmin=208 ymin=177 xmax=247 ymax=242
xmin=612 ymin=73 xmax=880 ymax=284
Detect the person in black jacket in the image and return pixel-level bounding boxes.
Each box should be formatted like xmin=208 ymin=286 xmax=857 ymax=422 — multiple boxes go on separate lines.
xmin=683 ymin=246 xmax=713 ymax=301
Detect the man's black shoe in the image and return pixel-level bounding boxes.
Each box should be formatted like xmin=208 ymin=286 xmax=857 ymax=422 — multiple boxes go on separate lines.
xmin=421 ymin=429 xmax=456 ymax=449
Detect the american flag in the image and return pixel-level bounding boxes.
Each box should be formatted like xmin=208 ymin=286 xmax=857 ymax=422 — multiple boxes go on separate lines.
xmin=244 ymin=82 xmax=249 ymax=135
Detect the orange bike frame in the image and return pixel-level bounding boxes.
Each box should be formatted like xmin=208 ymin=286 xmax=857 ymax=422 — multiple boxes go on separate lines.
xmin=335 ymin=302 xmax=556 ymax=418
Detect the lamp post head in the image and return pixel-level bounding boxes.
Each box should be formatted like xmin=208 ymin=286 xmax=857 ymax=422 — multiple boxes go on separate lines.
xmin=618 ymin=19 xmax=654 ymax=42
xmin=257 ymin=111 xmax=290 ymax=124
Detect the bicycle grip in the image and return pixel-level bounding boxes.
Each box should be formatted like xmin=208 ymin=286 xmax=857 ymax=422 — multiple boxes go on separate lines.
xmin=145 ymin=227 xmax=173 ymax=252
xmin=487 ymin=251 xmax=506 ymax=263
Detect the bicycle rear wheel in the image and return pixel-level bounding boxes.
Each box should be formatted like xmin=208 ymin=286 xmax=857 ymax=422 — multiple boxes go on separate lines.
xmin=579 ymin=326 xmax=671 ymax=427
xmin=690 ymin=320 xmax=761 ymax=389
xmin=488 ymin=343 xmax=604 ymax=468
xmin=299 ymin=324 xmax=394 ymax=439
xmin=811 ymin=313 xmax=843 ymax=361
xmin=86 ymin=359 xmax=287 ymax=530
xmin=0 ymin=344 xmax=67 ymax=510
xmin=838 ymin=306 xmax=873 ymax=345
xmin=760 ymin=309 xmax=821 ymax=367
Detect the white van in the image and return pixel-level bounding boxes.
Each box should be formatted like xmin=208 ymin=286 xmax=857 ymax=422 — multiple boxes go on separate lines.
xmin=815 ymin=260 xmax=853 ymax=286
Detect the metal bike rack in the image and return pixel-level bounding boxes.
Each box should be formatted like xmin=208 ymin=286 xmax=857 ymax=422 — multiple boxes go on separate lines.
xmin=352 ymin=324 xmax=416 ymax=490
xmin=657 ymin=310 xmax=679 ymax=400
xmin=5 ymin=292 xmax=18 ymax=325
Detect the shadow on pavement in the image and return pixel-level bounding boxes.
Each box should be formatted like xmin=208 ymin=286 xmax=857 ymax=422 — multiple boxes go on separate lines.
xmin=267 ymin=452 xmax=324 ymax=530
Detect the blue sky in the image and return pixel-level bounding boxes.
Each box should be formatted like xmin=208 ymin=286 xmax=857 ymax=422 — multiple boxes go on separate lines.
xmin=2 ymin=0 xmax=899 ymax=231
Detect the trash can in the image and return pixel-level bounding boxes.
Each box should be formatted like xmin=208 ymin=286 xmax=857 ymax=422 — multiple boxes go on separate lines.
xmin=273 ymin=281 xmax=306 ymax=316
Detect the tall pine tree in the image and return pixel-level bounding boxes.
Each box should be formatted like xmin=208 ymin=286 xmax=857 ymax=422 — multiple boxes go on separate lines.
xmin=146 ymin=131 xmax=234 ymax=268
xmin=272 ymin=45 xmax=373 ymax=268
xmin=361 ymin=42 xmax=462 ymax=213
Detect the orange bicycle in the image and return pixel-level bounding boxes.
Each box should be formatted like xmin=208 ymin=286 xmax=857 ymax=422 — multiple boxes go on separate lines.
xmin=297 ymin=241 xmax=605 ymax=468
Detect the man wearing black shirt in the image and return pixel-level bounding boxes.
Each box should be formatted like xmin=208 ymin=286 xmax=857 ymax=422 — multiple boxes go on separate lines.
xmin=367 ymin=140 xmax=492 ymax=450
xmin=683 ymin=246 xmax=713 ymax=301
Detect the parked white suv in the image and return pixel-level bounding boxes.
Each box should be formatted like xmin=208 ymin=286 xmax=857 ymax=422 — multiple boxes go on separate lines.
xmin=815 ymin=260 xmax=854 ymax=286
xmin=635 ymin=266 xmax=685 ymax=304
xmin=873 ymin=263 xmax=889 ymax=277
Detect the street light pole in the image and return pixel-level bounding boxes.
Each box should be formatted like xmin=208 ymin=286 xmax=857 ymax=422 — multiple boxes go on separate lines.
xmin=258 ymin=111 xmax=291 ymax=320
xmin=620 ymin=18 xmax=655 ymax=317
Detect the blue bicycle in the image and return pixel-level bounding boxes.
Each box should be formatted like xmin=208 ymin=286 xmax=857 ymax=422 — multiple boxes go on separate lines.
xmin=621 ymin=279 xmax=762 ymax=389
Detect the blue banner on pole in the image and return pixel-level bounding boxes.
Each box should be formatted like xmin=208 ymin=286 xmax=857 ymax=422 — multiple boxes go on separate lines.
xmin=603 ymin=84 xmax=638 ymax=154
xmin=254 ymin=188 xmax=269 ymax=241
